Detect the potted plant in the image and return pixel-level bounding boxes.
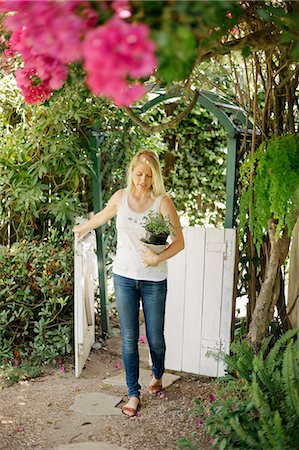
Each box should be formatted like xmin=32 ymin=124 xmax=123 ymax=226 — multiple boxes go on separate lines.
xmin=141 ymin=212 xmax=173 ymax=245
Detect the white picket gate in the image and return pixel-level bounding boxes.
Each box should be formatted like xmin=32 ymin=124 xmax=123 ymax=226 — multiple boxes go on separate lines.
xmin=74 ymin=230 xmax=98 ymax=377
xmin=165 ymin=227 xmax=236 ymax=377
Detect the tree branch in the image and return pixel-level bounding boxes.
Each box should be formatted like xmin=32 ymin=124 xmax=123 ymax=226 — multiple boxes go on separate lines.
xmin=123 ymin=90 xmax=199 ymax=132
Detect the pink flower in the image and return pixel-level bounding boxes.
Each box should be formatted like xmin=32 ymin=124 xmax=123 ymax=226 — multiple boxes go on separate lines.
xmin=112 ymin=0 xmax=131 ymax=19
xmin=196 ymin=418 xmax=204 ymax=426
xmin=15 ymin=67 xmax=52 ymax=104
xmin=208 ymin=393 xmax=216 ymax=402
xmin=115 ymin=361 xmax=121 ymax=369
xmin=59 ymin=366 xmax=65 ymax=373
xmin=2 ymin=1 xmax=95 ymax=64
xmin=83 ymin=17 xmax=156 ymax=106
xmin=157 ymin=391 xmax=165 ymax=399
xmin=0 ymin=1 xmax=155 ymax=106
xmin=139 ymin=335 xmax=147 ymax=345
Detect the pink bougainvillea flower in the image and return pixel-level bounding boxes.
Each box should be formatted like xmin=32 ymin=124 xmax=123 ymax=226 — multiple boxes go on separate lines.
xmin=83 ymin=17 xmax=156 ymax=106
xmin=139 ymin=335 xmax=146 ymax=345
xmin=208 ymin=393 xmax=216 ymax=402
xmin=2 ymin=0 xmax=95 ymax=64
xmin=115 ymin=360 xmax=121 ymax=369
xmin=0 ymin=1 xmax=155 ymax=106
xmin=15 ymin=67 xmax=52 ymax=104
xmin=157 ymin=391 xmax=165 ymax=399
xmin=196 ymin=418 xmax=204 ymax=426
xmin=112 ymin=0 xmax=131 ymax=19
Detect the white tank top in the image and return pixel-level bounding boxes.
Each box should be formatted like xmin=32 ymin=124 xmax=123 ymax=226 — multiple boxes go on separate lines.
xmin=113 ymin=189 xmax=167 ymax=281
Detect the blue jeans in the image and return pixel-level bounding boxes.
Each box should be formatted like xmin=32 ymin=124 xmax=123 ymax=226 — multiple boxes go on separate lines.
xmin=113 ymin=274 xmax=167 ymax=398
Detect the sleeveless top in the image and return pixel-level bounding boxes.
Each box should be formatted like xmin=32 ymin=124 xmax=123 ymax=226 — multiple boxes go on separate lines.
xmin=113 ymin=189 xmax=167 ymax=281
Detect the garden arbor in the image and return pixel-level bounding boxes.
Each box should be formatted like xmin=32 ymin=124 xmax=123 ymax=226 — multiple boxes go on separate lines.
xmin=90 ymin=89 xmax=260 ymax=336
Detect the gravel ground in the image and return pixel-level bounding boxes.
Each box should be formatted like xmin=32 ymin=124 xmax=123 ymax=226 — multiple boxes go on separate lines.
xmin=0 ymin=344 xmax=215 ymax=450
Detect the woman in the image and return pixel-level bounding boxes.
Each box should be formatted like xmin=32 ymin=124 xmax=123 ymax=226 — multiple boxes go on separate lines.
xmin=73 ymin=150 xmax=184 ymax=417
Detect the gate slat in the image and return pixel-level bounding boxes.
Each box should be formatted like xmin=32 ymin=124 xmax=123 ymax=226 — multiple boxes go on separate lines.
xmin=164 ymin=235 xmax=186 ymax=371
xmin=200 ymin=228 xmax=225 ymax=377
xmin=182 ymin=227 xmax=206 ymax=374
xmin=218 ymin=228 xmax=236 ymax=376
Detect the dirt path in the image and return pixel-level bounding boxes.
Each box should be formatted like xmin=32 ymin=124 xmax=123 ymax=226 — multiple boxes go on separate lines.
xmin=0 ymin=340 xmax=214 ymax=450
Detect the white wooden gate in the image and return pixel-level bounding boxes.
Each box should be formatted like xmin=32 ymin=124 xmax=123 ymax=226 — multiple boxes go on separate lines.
xmin=74 ymin=230 xmax=98 ymax=377
xmin=165 ymin=227 xmax=236 ymax=377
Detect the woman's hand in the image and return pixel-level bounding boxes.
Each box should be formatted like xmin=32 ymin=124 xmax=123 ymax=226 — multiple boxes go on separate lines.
xmin=72 ymin=223 xmax=89 ymax=239
xmin=141 ymin=245 xmax=160 ymax=267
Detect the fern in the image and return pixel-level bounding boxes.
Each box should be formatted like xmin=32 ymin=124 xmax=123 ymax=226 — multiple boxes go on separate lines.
xmin=195 ymin=331 xmax=299 ymax=450
xmin=229 ymin=416 xmax=260 ymax=448
xmin=266 ymin=328 xmax=299 ymax=370
xmin=253 ymin=354 xmax=280 ymax=409
xmin=239 ymin=134 xmax=299 ymax=251
xmin=224 ymin=339 xmax=255 ymax=381
xmin=282 ymin=340 xmax=299 ymax=419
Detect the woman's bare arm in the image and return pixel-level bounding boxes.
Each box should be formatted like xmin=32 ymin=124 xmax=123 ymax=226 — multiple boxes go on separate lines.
xmin=73 ymin=189 xmax=123 ymax=237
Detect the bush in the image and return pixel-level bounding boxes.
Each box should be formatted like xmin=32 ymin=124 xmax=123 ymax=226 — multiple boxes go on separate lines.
xmin=183 ymin=330 xmax=299 ymax=450
xmin=0 ymin=233 xmax=73 ymax=366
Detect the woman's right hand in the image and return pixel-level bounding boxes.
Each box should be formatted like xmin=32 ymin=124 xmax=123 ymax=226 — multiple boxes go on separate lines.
xmin=72 ymin=223 xmax=89 ymax=239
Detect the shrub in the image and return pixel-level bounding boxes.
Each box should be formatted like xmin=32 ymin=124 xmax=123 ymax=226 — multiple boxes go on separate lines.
xmin=183 ymin=330 xmax=299 ymax=450
xmin=0 ymin=233 xmax=73 ymax=365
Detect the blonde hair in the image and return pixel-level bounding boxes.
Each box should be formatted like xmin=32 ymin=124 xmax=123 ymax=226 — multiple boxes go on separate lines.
xmin=127 ymin=150 xmax=166 ymax=198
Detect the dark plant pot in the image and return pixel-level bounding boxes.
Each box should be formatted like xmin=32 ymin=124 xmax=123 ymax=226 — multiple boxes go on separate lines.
xmin=144 ymin=230 xmax=169 ymax=245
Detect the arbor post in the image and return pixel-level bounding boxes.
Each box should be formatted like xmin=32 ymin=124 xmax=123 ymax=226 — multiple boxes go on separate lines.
xmin=89 ymin=131 xmax=111 ymax=338
xmin=224 ymin=136 xmax=238 ymax=228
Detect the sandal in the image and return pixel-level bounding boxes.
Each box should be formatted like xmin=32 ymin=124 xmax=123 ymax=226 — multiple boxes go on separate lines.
xmin=148 ymin=382 xmax=162 ymax=395
xmin=121 ymin=397 xmax=140 ymax=417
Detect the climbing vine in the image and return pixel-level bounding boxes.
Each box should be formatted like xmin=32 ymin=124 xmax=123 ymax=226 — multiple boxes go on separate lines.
xmin=240 ymin=134 xmax=299 ymax=252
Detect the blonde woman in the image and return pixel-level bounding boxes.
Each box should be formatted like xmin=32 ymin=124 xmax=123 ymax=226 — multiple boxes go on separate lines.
xmin=73 ymin=150 xmax=184 ymax=417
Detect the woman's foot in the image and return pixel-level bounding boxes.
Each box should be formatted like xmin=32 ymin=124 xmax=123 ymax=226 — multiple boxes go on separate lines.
xmin=148 ymin=376 xmax=162 ymax=394
xmin=122 ymin=396 xmax=140 ymax=417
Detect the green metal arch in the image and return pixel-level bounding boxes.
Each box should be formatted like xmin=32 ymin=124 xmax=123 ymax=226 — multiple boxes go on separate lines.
xmin=135 ymin=88 xmax=260 ymax=228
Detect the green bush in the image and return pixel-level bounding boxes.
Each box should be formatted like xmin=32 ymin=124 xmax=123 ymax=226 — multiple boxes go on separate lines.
xmin=184 ymin=330 xmax=299 ymax=450
xmin=0 ymin=233 xmax=73 ymax=365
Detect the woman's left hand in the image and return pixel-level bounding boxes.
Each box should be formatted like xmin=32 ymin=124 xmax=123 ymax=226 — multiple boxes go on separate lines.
xmin=141 ymin=245 xmax=160 ymax=267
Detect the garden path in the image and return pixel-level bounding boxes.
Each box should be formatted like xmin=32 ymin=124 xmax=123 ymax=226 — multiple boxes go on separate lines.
xmin=0 ymin=329 xmax=214 ymax=450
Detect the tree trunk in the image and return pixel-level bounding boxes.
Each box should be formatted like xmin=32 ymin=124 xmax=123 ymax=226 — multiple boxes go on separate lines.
xmin=247 ymin=218 xmax=290 ymax=351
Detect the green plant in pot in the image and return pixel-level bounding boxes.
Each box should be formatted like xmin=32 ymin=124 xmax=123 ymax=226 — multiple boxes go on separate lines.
xmin=142 ymin=212 xmax=173 ymax=245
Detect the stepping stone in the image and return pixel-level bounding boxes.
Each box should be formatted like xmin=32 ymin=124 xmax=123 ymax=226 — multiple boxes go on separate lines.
xmin=54 ymin=443 xmax=129 ymax=450
xmin=69 ymin=392 xmax=122 ymax=416
xmin=102 ymin=368 xmax=180 ymax=390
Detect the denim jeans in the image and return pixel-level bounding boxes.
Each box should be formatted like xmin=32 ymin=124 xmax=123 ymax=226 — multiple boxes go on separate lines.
xmin=113 ymin=273 xmax=167 ymax=398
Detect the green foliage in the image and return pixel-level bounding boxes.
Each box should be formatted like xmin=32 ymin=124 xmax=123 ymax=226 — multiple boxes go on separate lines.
xmin=240 ymin=134 xmax=299 ymax=251
xmin=142 ymin=212 xmax=173 ymax=236
xmin=0 ymin=233 xmax=73 ymax=365
xmin=152 ymin=104 xmax=227 ymax=226
xmin=188 ymin=330 xmax=299 ymax=450
xmin=0 ymin=360 xmax=43 ymax=386
xmin=0 ymin=70 xmax=119 ymax=242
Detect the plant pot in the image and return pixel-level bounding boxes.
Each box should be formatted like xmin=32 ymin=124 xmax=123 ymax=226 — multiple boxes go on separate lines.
xmin=144 ymin=230 xmax=169 ymax=245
